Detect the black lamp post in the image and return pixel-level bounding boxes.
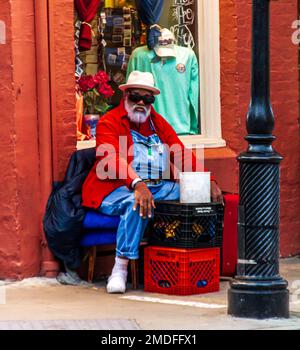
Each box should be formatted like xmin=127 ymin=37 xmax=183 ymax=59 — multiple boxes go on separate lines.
xmin=227 ymin=0 xmax=289 ymax=319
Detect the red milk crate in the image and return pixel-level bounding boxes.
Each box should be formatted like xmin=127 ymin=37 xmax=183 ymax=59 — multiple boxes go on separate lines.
xmin=144 ymin=246 xmax=220 ymax=296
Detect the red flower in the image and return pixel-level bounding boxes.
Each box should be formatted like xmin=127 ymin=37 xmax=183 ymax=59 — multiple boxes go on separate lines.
xmin=78 ymin=75 xmax=96 ymax=92
xmin=98 ymin=83 xmax=114 ymax=98
xmin=94 ymin=71 xmax=109 ymax=85
xmin=77 ymin=70 xmax=115 ymax=114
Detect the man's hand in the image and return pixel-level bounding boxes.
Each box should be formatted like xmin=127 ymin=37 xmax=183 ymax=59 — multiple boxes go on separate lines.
xmin=133 ymin=182 xmax=156 ymax=218
xmin=211 ymin=180 xmax=223 ymax=204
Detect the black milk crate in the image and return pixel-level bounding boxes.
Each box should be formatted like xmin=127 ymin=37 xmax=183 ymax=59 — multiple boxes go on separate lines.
xmin=149 ymin=201 xmax=224 ymax=249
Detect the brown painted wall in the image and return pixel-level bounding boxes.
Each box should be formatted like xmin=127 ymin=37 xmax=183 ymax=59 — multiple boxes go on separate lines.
xmin=0 ymin=0 xmax=41 ymax=278
xmin=220 ymin=0 xmax=300 ymax=256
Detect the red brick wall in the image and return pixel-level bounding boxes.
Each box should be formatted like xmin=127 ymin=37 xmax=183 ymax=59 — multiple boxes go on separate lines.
xmin=0 ymin=1 xmax=17 ymax=278
xmin=43 ymin=0 xmax=300 ymax=258
xmin=220 ymin=0 xmax=300 ymax=256
xmin=44 ymin=0 xmax=300 ymax=257
xmin=0 ymin=0 xmax=76 ymax=279
xmin=220 ymin=0 xmax=243 ymax=150
xmin=0 ymin=0 xmax=298 ymax=281
xmin=0 ymin=0 xmax=42 ymax=278
xmin=48 ymin=0 xmax=76 ymax=181
xmin=270 ymin=0 xmax=300 ymax=257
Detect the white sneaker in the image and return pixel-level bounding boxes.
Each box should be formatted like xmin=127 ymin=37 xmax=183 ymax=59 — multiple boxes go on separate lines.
xmin=106 ymin=274 xmax=127 ymax=294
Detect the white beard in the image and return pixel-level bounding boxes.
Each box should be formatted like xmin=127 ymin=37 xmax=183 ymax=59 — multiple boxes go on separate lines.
xmin=125 ymin=98 xmax=151 ymax=124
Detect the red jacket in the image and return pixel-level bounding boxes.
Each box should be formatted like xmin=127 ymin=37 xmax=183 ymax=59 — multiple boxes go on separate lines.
xmin=82 ymin=100 xmax=213 ymax=209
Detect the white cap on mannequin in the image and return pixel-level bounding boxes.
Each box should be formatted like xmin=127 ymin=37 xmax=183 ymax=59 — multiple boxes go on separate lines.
xmin=154 ymin=28 xmax=176 ymax=58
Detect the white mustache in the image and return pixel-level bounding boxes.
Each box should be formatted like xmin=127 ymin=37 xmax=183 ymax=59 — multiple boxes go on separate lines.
xmin=133 ymin=104 xmax=147 ymax=113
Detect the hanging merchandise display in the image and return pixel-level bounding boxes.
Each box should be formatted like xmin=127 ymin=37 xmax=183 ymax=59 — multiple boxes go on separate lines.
xmin=75 ymin=0 xmax=100 ymax=51
xmin=127 ymin=28 xmax=199 ymax=135
xmin=98 ymin=4 xmax=142 ymax=104
xmin=75 ymin=20 xmax=84 ymax=78
xmin=135 ymin=0 xmax=164 ymax=50
xmin=98 ymin=0 xmax=143 ymax=106
xmin=135 ymin=0 xmax=163 ymax=26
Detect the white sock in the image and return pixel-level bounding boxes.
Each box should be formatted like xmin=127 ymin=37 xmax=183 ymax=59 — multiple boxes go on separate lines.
xmin=111 ymin=257 xmax=129 ymax=279
xmin=106 ymin=257 xmax=129 ymax=294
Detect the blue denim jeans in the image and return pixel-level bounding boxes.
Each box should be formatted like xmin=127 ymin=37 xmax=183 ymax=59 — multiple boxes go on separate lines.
xmin=98 ymin=180 xmax=180 ymax=259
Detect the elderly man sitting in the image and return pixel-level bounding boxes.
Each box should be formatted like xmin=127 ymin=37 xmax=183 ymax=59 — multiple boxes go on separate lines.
xmin=81 ymin=71 xmax=222 ymax=293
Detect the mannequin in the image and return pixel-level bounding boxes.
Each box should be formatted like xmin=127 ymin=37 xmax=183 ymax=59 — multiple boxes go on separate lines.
xmin=127 ymin=28 xmax=199 ymax=135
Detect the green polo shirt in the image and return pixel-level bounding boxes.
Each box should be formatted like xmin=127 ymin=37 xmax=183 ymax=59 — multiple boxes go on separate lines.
xmin=126 ymin=45 xmax=199 ymax=135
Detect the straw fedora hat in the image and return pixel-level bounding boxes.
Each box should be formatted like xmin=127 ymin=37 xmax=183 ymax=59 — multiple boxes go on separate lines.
xmin=119 ymin=71 xmax=161 ymax=95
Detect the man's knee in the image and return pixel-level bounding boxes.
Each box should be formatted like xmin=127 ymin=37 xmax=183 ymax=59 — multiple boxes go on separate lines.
xmin=119 ymin=194 xmax=137 ymax=214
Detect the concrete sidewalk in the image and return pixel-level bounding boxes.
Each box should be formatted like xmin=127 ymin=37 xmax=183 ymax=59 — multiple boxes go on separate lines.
xmin=0 ymin=257 xmax=299 ymax=330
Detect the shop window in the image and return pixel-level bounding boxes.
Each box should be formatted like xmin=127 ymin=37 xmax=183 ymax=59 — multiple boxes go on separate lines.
xmin=76 ymin=0 xmax=225 ymax=149
xmin=159 ymin=0 xmax=199 ymax=57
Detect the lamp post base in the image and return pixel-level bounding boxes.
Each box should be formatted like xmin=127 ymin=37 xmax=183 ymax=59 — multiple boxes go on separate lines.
xmin=228 ymin=278 xmax=289 ymax=319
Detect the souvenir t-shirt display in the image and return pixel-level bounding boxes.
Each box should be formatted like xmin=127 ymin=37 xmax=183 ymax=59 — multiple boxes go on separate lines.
xmin=127 ymin=29 xmax=199 ymax=135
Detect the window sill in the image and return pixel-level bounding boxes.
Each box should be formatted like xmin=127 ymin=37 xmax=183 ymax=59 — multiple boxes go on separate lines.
xmin=179 ymin=135 xmax=226 ymax=149
xmin=77 ymin=140 xmax=96 ymax=150
xmin=76 ymin=136 xmax=226 ymax=151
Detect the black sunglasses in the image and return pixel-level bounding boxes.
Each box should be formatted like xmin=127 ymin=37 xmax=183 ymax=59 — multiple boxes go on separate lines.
xmin=128 ymin=92 xmax=155 ymax=105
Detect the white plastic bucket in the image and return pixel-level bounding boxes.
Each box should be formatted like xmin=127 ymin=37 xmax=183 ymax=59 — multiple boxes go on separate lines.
xmin=179 ymin=172 xmax=211 ymax=204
